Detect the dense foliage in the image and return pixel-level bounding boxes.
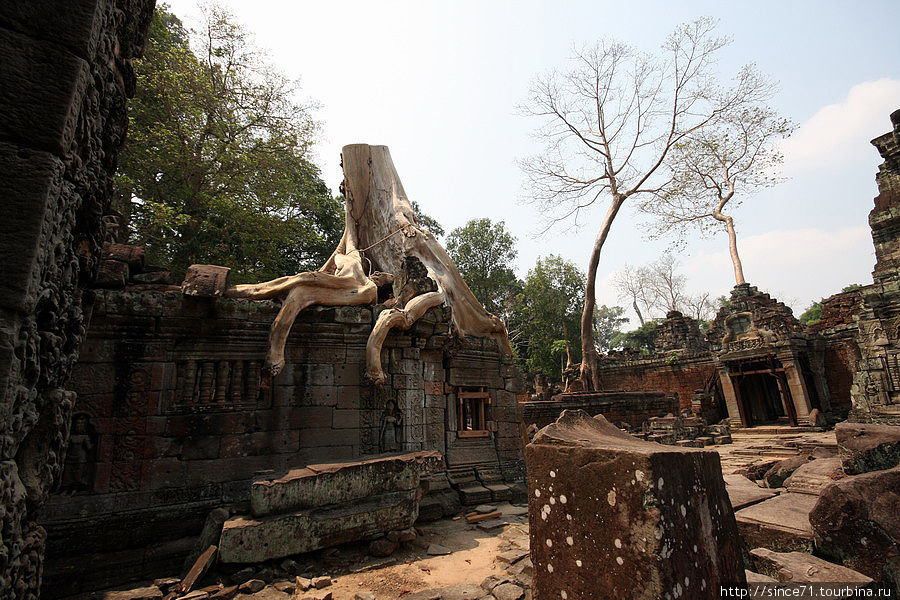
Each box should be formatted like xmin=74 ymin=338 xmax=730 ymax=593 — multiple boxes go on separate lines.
xmin=446 ymin=219 xmax=519 ymax=316
xmin=117 ymin=5 xmax=342 ymax=282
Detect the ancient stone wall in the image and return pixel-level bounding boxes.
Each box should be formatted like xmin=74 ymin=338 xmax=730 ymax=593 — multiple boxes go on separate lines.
xmin=811 ymin=290 xmax=865 ymax=416
xmin=598 ymin=354 xmax=717 ymax=413
xmin=850 ymin=110 xmax=900 ymax=423
xmin=0 ymin=1 xmax=153 ymax=597
xmin=38 ymin=288 xmax=523 ymax=596
xmin=522 ymin=391 xmax=678 ymax=429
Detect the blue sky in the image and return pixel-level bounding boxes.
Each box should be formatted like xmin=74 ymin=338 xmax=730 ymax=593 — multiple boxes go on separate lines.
xmin=166 ymin=0 xmax=900 ymax=321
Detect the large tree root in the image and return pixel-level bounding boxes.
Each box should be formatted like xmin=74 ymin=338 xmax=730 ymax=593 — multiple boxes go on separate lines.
xmin=223 ymin=144 xmax=512 ymax=387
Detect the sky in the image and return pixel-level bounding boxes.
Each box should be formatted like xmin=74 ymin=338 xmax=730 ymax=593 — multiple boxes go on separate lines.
xmin=166 ymin=0 xmax=900 ymax=323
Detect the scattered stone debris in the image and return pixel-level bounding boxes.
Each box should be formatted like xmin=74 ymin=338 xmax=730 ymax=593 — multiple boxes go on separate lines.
xmin=426 ymin=544 xmax=452 ymax=556
xmin=735 ymin=493 xmax=818 ymax=553
xmin=749 ymin=548 xmax=873 ymax=587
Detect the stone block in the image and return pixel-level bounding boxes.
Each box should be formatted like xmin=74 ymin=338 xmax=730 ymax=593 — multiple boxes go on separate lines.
xmin=250 ymin=451 xmax=442 ymax=517
xmin=783 ymin=457 xmax=845 ymax=496
xmin=294 ymin=364 xmax=335 ymax=387
xmin=835 ymin=422 xmax=900 ymax=475
xmin=0 ymin=28 xmax=89 ymax=155
xmin=332 ymin=410 xmax=360 ymax=430
xmin=526 ymin=410 xmax=744 ymax=600
xmin=749 ymin=548 xmax=873 ymax=586
xmin=301 ymin=386 xmax=337 ymax=407
xmin=722 ymin=474 xmax=778 ymax=510
xmin=219 ymin=489 xmax=418 ymax=563
xmin=181 ymin=265 xmax=231 ymax=297
xmin=809 ymin=465 xmax=900 ymax=586
xmin=735 ymin=493 xmax=817 ymax=553
xmin=333 ymin=364 xmax=362 ymax=386
xmin=334 ymin=306 xmax=372 ymax=324
xmin=103 ymin=243 xmax=145 ymax=270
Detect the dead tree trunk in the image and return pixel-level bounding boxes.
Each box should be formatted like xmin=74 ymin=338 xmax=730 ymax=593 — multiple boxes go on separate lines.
xmin=227 ymin=144 xmax=511 ymax=386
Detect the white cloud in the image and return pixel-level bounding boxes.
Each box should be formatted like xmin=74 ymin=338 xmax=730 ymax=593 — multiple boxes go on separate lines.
xmin=683 ymin=226 xmax=874 ymax=312
xmin=780 ymin=79 xmax=900 ymax=172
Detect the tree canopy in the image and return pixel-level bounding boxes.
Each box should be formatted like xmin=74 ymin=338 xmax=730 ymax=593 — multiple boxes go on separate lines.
xmin=446 ymin=218 xmax=519 ymax=317
xmin=117 ymin=4 xmax=342 ymax=283
xmin=510 ymin=255 xmax=586 ymax=377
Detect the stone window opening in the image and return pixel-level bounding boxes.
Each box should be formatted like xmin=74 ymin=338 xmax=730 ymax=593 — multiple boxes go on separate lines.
xmin=457 ymin=388 xmax=491 ymax=438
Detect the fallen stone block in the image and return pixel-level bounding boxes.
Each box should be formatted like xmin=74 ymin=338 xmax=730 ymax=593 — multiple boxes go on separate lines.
xmin=310 ymin=576 xmax=332 ymax=589
xmin=458 ymin=484 xmax=492 ymax=505
xmin=238 ymin=579 xmax=265 ymax=593
xmin=491 ymin=582 xmax=524 ymax=600
xmin=100 ymin=586 xmax=163 ymax=600
xmin=181 ymin=264 xmax=231 ymax=297
xmin=723 ymin=474 xmax=778 ymax=510
xmin=427 ymin=543 xmax=451 ymax=556
xmin=749 ymin=547 xmax=873 ymax=586
xmin=368 ymin=537 xmax=397 ymax=557
xmin=132 ymin=270 xmax=172 ymax=284
xmin=496 ymin=549 xmax=528 ymax=565
xmin=526 ymin=410 xmax=744 ymax=600
xmin=736 ymin=459 xmax=779 ymax=481
xmin=95 ymin=259 xmax=129 ymax=288
xmin=783 ymin=457 xmax=845 ymax=495
xmin=387 ymin=527 xmax=417 ymax=543
xmin=809 ymin=465 xmax=899 ymax=587
xmin=735 ymin=493 xmax=817 ymax=553
xmin=102 ymin=243 xmax=145 ymax=270
xmin=403 ymin=584 xmax=483 ymax=600
xmin=250 ymin=451 xmax=442 ymax=517
xmin=836 ymin=422 xmax=900 ymax=475
xmin=763 ymin=455 xmax=812 ymax=488
xmin=219 ymin=490 xmax=418 ymax=563
xmin=476 ymin=518 xmax=508 ymax=531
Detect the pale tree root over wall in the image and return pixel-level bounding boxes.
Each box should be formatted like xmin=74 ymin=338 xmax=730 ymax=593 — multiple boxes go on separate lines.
xmin=226 ymin=144 xmax=512 ymax=386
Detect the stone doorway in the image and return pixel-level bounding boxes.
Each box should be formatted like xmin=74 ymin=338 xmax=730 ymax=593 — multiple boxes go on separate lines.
xmin=728 ymin=358 xmax=799 ymax=427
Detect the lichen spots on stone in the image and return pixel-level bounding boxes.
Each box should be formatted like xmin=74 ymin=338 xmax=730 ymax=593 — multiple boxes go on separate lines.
xmin=566 ymin=513 xmax=572 ymax=521
xmin=566 ymin=536 xmax=573 ymax=546
xmin=658 ymin=477 xmax=664 ymax=489
xmin=550 ymin=470 xmax=556 ymax=478
xmin=561 ymin=592 xmax=568 ymax=599
xmin=616 ymin=556 xmax=624 ymax=565
xmin=535 ymin=489 xmax=541 ymax=497
xmin=576 ymin=559 xmax=582 ymax=567
xmin=546 ymin=539 xmax=553 ymax=547
xmin=607 ymin=489 xmax=616 ymax=506
xmin=547 ymin=563 xmax=554 ymax=573
xmin=550 ymin=497 xmax=556 ymax=505
xmin=559 ymin=495 xmax=567 ymax=504
xmin=680 ymin=504 xmax=686 ymax=517
xmin=614 ymin=538 xmax=622 ymax=548
xmin=635 ymin=470 xmax=644 ymax=482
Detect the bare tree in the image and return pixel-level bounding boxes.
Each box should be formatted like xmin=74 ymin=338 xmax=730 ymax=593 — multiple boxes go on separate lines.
xmin=520 ymin=18 xmax=768 ymax=389
xmin=611 ymin=265 xmax=652 ymax=325
xmin=644 ymin=253 xmax=687 ymax=315
xmin=684 ymin=291 xmax=716 ymax=322
xmin=640 ymin=104 xmax=794 ymax=285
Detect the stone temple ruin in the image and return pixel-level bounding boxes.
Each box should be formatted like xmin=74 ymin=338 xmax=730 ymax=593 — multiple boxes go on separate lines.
xmin=0 ymin=0 xmax=898 ymax=597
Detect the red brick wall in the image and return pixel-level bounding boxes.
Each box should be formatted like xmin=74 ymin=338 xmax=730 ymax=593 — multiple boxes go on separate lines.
xmin=599 ymin=358 xmax=716 ymax=411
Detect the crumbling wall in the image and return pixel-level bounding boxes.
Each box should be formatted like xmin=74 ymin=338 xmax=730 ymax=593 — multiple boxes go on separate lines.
xmin=522 ymin=391 xmax=678 ymax=429
xmin=811 ymin=290 xmax=864 ymax=416
xmin=39 ymin=288 xmax=524 ymax=596
xmin=0 ymin=1 xmax=153 ymax=597
xmin=598 ymin=355 xmax=717 ymax=412
xmin=850 ymin=109 xmax=900 ymax=423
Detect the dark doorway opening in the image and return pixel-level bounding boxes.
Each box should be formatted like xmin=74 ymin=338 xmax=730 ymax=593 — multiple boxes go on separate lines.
xmin=729 ymin=356 xmax=797 ymax=427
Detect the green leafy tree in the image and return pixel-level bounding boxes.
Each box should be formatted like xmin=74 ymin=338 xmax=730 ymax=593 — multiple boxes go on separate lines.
xmin=842 ymin=283 xmax=863 ymax=292
xmin=612 ymin=320 xmax=660 ymax=354
xmin=410 ymin=201 xmax=445 ymax=238
xmin=446 ymin=219 xmax=519 ymax=316
xmin=799 ymin=302 xmax=822 ymax=326
xmin=510 ymin=255 xmax=586 ymax=377
xmin=117 ymin=4 xmax=342 ymax=282
xmin=593 ymin=305 xmax=628 ymax=353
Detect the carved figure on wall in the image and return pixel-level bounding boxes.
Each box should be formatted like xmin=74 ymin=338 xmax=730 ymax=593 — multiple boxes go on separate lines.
xmin=379 ymin=399 xmax=403 ymax=452
xmin=59 ymin=413 xmax=97 ymax=494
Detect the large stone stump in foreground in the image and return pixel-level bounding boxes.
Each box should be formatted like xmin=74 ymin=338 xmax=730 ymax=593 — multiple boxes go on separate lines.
xmin=526 ymin=410 xmax=744 ymax=600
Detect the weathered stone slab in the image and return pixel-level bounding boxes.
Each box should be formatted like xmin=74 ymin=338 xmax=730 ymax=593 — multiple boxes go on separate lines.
xmin=526 ymin=410 xmax=744 ymax=600
xmin=219 ymin=489 xmax=418 ymax=563
xmin=783 ymin=457 xmax=845 ymax=495
xmin=95 ymin=259 xmax=129 ymax=288
xmin=763 ymin=455 xmax=811 ymax=488
xmin=103 ymin=243 xmax=145 ymax=270
xmin=250 ymin=451 xmax=442 ymax=517
xmin=749 ymin=547 xmax=873 ymax=585
xmin=181 ymin=264 xmax=231 ymax=297
xmin=735 ymin=493 xmax=817 ymax=553
xmin=836 ymin=422 xmax=900 ymax=475
xmin=723 ymin=474 xmax=778 ymax=510
xmin=809 ymin=465 xmax=899 ymax=586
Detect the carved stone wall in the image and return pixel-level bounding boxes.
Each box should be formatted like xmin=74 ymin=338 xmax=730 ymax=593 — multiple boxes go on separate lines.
xmin=850 ymin=109 xmax=900 ymax=423
xmin=598 ymin=354 xmax=718 ymax=413
xmin=0 ymin=1 xmax=153 ymax=597
xmin=39 ymin=289 xmax=524 ymax=596
xmin=655 ymin=310 xmax=709 ymax=353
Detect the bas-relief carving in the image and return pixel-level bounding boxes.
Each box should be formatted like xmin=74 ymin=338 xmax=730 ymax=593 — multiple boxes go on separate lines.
xmin=58 ymin=413 xmax=97 ymax=494
xmin=379 ymin=399 xmax=403 ymax=452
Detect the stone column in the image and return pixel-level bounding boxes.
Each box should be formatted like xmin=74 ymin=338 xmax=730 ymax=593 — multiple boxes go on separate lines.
xmin=717 ymin=366 xmax=744 ymax=426
xmin=782 ymin=358 xmax=812 ymax=423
